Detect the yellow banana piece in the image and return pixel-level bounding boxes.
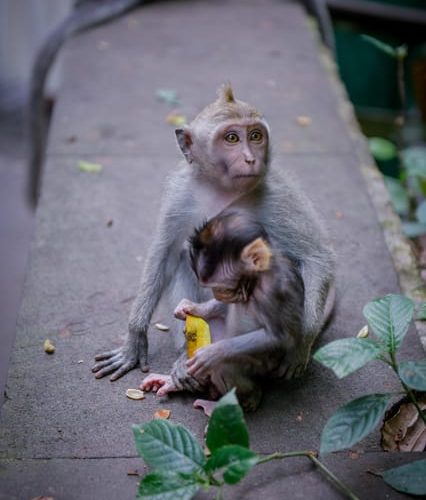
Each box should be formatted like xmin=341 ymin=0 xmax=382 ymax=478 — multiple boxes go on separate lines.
xmin=185 ymin=315 xmax=211 ymax=358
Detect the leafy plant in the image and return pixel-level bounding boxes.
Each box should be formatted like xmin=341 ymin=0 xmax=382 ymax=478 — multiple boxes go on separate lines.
xmin=132 ymin=390 xmax=358 ymax=499
xmin=361 ymin=35 xmax=426 ymax=239
xmin=132 ymin=294 xmax=425 ymax=498
xmin=314 ymin=294 xmax=426 ymax=495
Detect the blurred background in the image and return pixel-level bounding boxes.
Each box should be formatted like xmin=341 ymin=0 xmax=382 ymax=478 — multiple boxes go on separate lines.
xmin=0 ymin=0 xmax=425 ymax=400
xmin=0 ymin=0 xmax=72 ymax=397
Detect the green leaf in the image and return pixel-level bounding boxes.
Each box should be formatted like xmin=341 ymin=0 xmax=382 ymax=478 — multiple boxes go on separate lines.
xmin=398 ymin=360 xmax=426 ymax=390
xmin=368 ymin=137 xmax=397 ymax=162
xmin=383 ymin=459 xmax=426 ymax=496
xmin=78 ymin=160 xmax=103 ymax=173
xmin=205 ymin=445 xmax=258 ymax=485
xmin=313 ymin=338 xmax=383 ymax=378
xmin=416 ymin=201 xmax=426 ymax=224
xmin=132 ymin=420 xmax=206 ymax=474
xmin=137 ymin=471 xmax=201 ymax=500
xmin=363 ymin=294 xmax=414 ymax=352
xmin=206 ymin=389 xmax=250 ymax=453
xmin=402 ymin=146 xmax=426 ymax=178
xmin=402 ymin=221 xmax=426 ymax=238
xmin=384 ymin=177 xmax=409 ymax=215
xmin=320 ymin=394 xmax=392 ymax=454
xmin=361 ymin=35 xmax=397 ymax=58
xmin=383 ymin=177 xmax=409 ymax=215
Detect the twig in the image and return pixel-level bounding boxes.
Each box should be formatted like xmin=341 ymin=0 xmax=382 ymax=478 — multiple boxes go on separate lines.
xmin=257 ymin=450 xmax=360 ymax=500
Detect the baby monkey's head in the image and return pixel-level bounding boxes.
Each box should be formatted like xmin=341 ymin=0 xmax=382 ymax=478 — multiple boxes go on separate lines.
xmin=190 ymin=209 xmax=272 ymax=303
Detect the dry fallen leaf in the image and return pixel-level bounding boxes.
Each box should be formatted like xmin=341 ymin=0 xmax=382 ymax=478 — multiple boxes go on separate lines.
xmin=155 ymin=323 xmax=170 ymax=332
xmin=154 ymin=409 xmax=171 ymax=420
xmin=296 ymin=115 xmax=312 ymax=127
xmin=356 ymin=325 xmax=369 ymax=339
xmin=126 ymin=389 xmax=145 ymax=400
xmin=381 ymin=395 xmax=426 ymax=451
xmin=78 ymin=160 xmax=103 ymax=173
xmin=296 ymin=412 xmax=303 ymax=422
xmin=31 ymin=497 xmax=54 ymax=500
xmin=127 ymin=469 xmax=140 ymax=476
xmin=349 ymin=451 xmax=360 ymax=460
xmin=43 ymin=339 xmax=55 ymax=354
xmin=165 ymin=112 xmax=187 ymax=126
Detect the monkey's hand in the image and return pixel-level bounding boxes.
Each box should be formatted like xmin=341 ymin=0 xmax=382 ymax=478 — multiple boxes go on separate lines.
xmin=174 ymin=298 xmax=225 ymax=320
xmin=140 ymin=373 xmax=179 ymax=397
xmin=186 ymin=342 xmax=225 ymax=379
xmin=92 ymin=332 xmax=148 ymax=381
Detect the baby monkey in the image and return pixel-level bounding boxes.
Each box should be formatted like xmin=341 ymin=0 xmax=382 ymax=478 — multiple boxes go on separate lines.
xmin=141 ymin=208 xmax=305 ymax=412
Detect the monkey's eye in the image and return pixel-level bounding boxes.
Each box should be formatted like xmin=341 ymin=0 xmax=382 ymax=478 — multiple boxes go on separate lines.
xmin=224 ymin=132 xmax=239 ymax=144
xmin=249 ymin=130 xmax=263 ymax=142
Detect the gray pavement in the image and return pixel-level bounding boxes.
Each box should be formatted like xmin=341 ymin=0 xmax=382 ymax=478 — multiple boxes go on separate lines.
xmin=0 ymin=1 xmax=425 ymax=498
xmin=0 ymin=110 xmax=34 ymax=407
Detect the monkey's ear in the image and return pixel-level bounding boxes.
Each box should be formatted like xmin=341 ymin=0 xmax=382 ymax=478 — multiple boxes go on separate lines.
xmin=241 ymin=238 xmax=272 ymax=272
xmin=175 ymin=128 xmax=193 ymax=163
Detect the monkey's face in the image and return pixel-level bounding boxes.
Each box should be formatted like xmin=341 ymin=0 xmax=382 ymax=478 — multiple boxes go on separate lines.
xmin=209 ymin=120 xmax=269 ymax=192
xmin=192 ymin=248 xmax=257 ymax=304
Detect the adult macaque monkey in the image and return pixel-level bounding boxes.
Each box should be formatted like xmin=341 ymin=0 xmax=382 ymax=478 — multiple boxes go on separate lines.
xmin=92 ymin=84 xmax=335 ymax=381
xmin=142 ymin=209 xmax=307 ymax=411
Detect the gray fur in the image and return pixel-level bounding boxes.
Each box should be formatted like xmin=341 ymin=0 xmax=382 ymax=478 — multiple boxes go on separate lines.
xmin=92 ymin=90 xmax=335 ymax=382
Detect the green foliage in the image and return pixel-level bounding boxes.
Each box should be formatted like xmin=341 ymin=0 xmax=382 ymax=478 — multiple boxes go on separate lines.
xmin=206 ymin=389 xmax=250 ymax=452
xmin=314 ymin=338 xmax=383 ymax=378
xmin=315 ymin=293 xmax=426 ymax=494
xmin=368 ymin=137 xmax=397 ymax=162
xmin=401 ymin=146 xmax=426 ymax=177
xmin=383 ymin=459 xmax=426 ymax=496
xmin=137 ymin=471 xmax=201 ymax=500
xmin=374 ymin=144 xmax=426 ymax=238
xmin=320 ymin=394 xmax=391 ymax=454
xmin=205 ymin=445 xmax=258 ymax=485
xmin=362 ymin=294 xmax=414 ymax=353
xmin=398 ymin=360 xmax=426 ymax=390
xmin=132 ymin=420 xmax=206 ymax=474
xmin=132 ymin=295 xmax=425 ymax=499
xmin=383 ymin=177 xmax=409 ymax=216
xmin=361 ymin=35 xmax=406 ymax=59
xmin=133 ymin=390 xmax=258 ymax=498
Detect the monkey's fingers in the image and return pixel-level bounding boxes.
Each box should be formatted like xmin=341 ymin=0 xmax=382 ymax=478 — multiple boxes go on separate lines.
xmin=109 ymin=361 xmax=136 ymax=381
xmin=140 ymin=374 xmax=168 ymax=392
xmin=92 ymin=354 xmax=121 ymax=373
xmin=174 ymin=299 xmax=197 ymax=320
xmin=157 ymin=381 xmax=178 ymax=397
xmin=94 ymin=348 xmax=120 ymax=361
xmin=186 ymin=360 xmax=206 ymax=379
xmin=93 ymin=360 xmax=125 ymax=379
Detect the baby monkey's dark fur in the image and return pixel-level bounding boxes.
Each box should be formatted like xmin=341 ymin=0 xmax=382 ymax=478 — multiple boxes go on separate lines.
xmin=170 ymin=209 xmax=305 ymax=411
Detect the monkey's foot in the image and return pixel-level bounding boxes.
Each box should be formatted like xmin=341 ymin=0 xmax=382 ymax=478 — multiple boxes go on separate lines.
xmin=92 ymin=346 xmax=140 ymax=381
xmin=193 ymin=398 xmax=217 ymax=417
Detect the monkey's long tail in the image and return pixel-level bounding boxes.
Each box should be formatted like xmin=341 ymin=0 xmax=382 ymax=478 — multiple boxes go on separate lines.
xmin=28 ymin=0 xmax=144 ymax=206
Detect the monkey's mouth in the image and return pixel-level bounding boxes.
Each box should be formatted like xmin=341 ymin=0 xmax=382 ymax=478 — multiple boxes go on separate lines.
xmin=233 ymin=174 xmax=259 ymax=179
xmin=213 ymin=287 xmax=240 ymax=303
xmin=213 ymin=285 xmax=251 ymax=304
